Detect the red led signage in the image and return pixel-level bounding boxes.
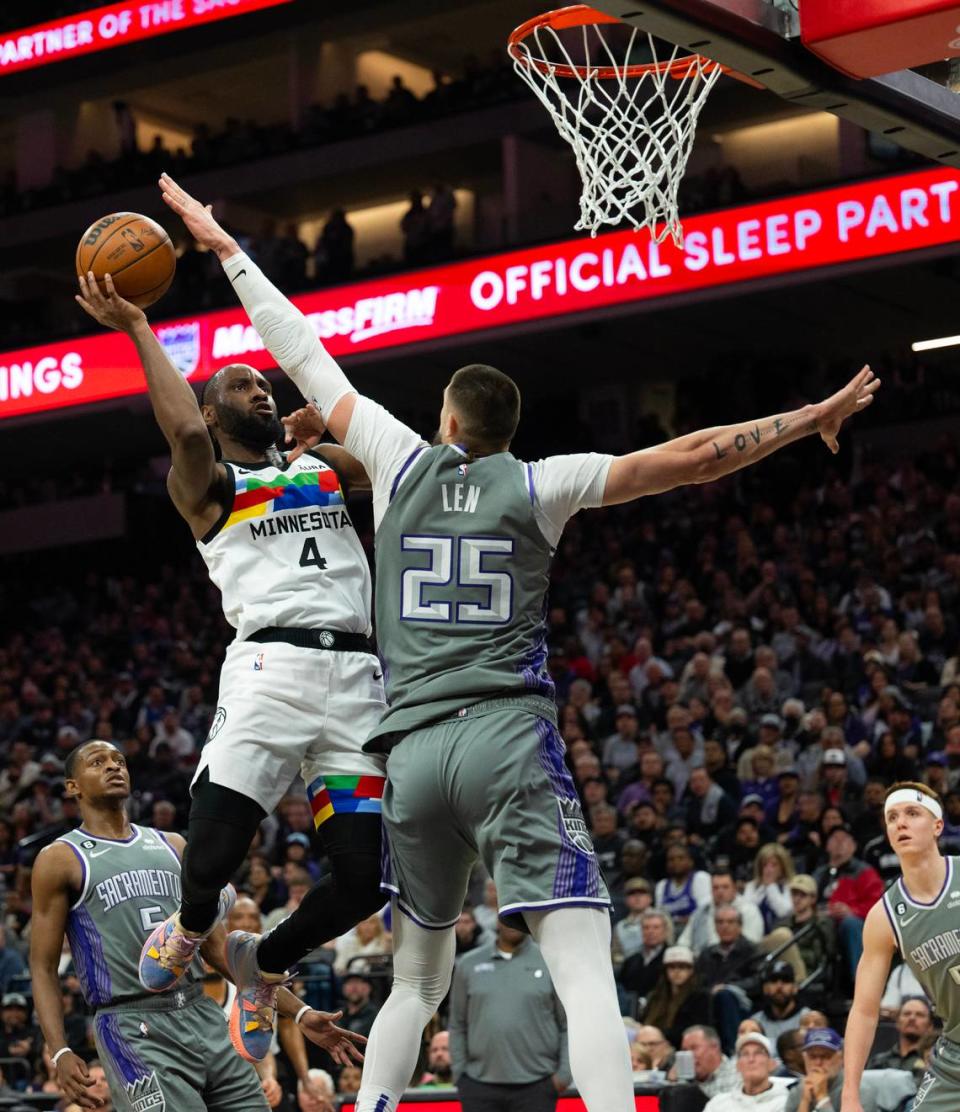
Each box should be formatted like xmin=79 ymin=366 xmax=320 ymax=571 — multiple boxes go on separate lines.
xmin=0 ymin=0 xmax=293 ymax=76
xmin=1 ymin=166 xmax=958 ymax=422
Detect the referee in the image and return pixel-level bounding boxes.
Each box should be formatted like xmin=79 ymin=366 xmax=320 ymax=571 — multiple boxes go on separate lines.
xmin=450 ymin=919 xmax=572 ymax=1112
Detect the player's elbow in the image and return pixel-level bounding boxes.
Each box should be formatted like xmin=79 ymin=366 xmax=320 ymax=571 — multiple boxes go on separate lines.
xmin=170 ymin=421 xmax=211 ymax=450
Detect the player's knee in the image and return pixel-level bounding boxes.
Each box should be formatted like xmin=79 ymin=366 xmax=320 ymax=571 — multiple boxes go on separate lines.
xmin=331 ymin=851 xmax=383 ymax=920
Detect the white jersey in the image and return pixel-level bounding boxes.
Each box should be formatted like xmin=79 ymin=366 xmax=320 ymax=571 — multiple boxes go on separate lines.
xmin=198 ymin=452 xmax=372 ymax=641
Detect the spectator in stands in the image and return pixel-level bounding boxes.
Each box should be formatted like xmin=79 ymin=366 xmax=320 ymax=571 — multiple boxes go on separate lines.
xmin=703 ymin=1032 xmax=792 ymax=1112
xmin=244 ymin=853 xmax=287 ymax=917
xmin=783 ymin=1028 xmax=844 ymax=1112
xmin=148 ymin=707 xmax=195 ymax=761
xmin=676 ymin=1024 xmax=740 ymax=1100
xmin=426 ymin=183 xmax=457 ymax=260
xmin=656 ymin=844 xmax=711 ymax=926
xmin=333 ymin=912 xmax=391 ymax=975
xmin=612 ymin=878 xmax=654 ymax=967
xmin=813 ymin=824 xmax=883 ymax=982
xmin=771 ymin=875 xmax=836 ymax=987
xmin=264 ymin=866 xmax=311 ymax=934
xmin=315 ymin=209 xmax=354 ymax=284
xmin=696 ymin=907 xmax=760 ymax=1054
xmin=0 ymin=928 xmax=25 ymax=995
xmin=743 ymin=845 xmax=794 ymax=934
xmin=0 ymin=993 xmax=41 ymax=1078
xmin=684 ymin=766 xmax=737 ymax=844
xmin=337 ymin=970 xmax=379 ymax=1040
xmin=867 ymin=997 xmax=933 ymax=1080
xmin=417 ymin=1030 xmax=455 ymax=1087
xmin=620 ymin=909 xmax=672 ymax=999
xmin=603 ymin=704 xmax=643 ymax=776
xmin=775 ymin=1029 xmax=805 ymax=1080
xmin=297 ymin=1069 xmax=336 ymax=1112
xmin=401 ymin=190 xmax=430 ymax=265
xmin=747 ymin=962 xmax=809 ymax=1043
xmin=641 ymin=946 xmax=711 ymax=1051
xmin=634 ymin=1026 xmax=673 ymax=1070
xmin=338 ymin=1065 xmax=362 ymax=1096
xmin=679 ymin=868 xmax=764 ymax=955
xmin=473 ymin=877 xmax=499 ymax=936
xmin=455 ymin=906 xmax=486 ymax=956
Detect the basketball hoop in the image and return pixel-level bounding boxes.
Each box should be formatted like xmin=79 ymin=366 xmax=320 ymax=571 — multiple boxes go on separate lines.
xmin=508 ymin=5 xmax=725 ymax=245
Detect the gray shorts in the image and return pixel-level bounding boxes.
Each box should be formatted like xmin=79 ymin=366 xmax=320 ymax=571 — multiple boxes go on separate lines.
xmin=94 ymin=986 xmax=267 ymax=1111
xmin=913 ymin=1038 xmax=960 ymax=1112
xmin=380 ymin=696 xmax=610 ymax=931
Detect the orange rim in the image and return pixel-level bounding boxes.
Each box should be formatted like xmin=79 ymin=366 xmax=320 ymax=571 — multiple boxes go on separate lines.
xmin=508 ymin=4 xmax=724 ymax=81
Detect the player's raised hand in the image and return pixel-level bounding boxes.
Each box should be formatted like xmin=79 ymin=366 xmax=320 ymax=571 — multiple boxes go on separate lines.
xmin=283 ymin=403 xmax=327 ymax=462
xmin=296 ymin=1007 xmax=366 ymax=1066
xmin=56 ymin=1050 xmax=105 ymax=1108
xmin=158 ymin=173 xmax=237 ymax=258
xmin=815 ymin=365 xmax=881 ymax=454
xmin=75 ymin=272 xmax=146 ymax=334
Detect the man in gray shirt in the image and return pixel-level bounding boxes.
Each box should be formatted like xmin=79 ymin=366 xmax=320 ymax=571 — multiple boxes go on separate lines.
xmin=450 ymin=919 xmax=571 ymax=1111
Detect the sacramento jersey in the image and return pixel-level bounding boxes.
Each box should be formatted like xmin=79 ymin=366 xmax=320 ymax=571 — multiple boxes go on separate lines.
xmin=58 ymin=825 xmax=200 ymax=1007
xmin=369 ymin=444 xmax=554 ymax=744
xmin=199 ymin=452 xmax=371 ymax=641
xmin=883 ymin=855 xmax=960 ymax=1042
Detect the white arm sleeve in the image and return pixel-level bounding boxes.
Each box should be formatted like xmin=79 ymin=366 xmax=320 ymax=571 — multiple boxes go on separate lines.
xmin=221 ymin=251 xmax=356 ymax=419
xmin=343 ymin=397 xmax=428 ymax=530
xmin=527 ymin=453 xmax=614 ymax=549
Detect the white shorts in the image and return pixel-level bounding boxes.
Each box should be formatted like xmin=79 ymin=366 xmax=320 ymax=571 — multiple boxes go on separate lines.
xmin=192 ymin=639 xmax=387 ymax=822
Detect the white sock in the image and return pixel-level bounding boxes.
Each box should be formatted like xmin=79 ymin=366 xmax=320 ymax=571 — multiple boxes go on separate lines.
xmin=526 ymin=906 xmax=634 ymax=1112
xmin=355 ymin=906 xmax=455 ymax=1112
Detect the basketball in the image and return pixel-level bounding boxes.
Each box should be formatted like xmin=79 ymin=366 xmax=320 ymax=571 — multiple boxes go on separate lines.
xmin=75 ymin=212 xmax=176 ymax=309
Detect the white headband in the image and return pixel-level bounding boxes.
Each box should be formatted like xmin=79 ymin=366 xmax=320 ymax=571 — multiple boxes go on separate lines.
xmin=884 ymin=789 xmax=942 ymax=821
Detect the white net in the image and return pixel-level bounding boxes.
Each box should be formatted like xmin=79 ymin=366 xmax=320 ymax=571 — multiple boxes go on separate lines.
xmin=510 ymin=13 xmax=723 ymax=245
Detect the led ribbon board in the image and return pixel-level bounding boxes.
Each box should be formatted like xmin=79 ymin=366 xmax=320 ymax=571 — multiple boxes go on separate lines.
xmin=2 ymin=166 xmax=959 ymax=421
xmin=0 ymin=0 xmax=294 ymax=76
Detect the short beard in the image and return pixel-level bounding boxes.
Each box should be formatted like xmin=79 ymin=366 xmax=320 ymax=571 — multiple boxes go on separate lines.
xmin=216 ymin=406 xmax=282 ymax=452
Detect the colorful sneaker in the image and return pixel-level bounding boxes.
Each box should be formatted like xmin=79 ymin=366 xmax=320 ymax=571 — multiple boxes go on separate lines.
xmin=226 ymin=930 xmax=289 ymax=1063
xmin=138 ymin=885 xmax=236 ymax=993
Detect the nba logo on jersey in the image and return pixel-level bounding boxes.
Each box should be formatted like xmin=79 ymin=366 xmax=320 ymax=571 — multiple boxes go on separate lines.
xmin=457 ymin=463 xmax=468 ymax=477
xmin=157 ymin=322 xmax=200 ymax=378
xmin=253 ymin=653 xmax=265 ymax=671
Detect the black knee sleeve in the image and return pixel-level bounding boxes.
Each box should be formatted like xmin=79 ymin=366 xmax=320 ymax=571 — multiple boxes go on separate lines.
xmin=180 ymin=772 xmax=265 ymax=933
xmin=256 ymin=813 xmax=382 ymax=973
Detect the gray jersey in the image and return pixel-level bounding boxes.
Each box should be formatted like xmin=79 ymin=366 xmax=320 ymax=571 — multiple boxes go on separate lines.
xmin=369 ymin=445 xmax=554 ymax=744
xmin=58 ymin=825 xmax=200 ymax=1007
xmin=883 ymin=855 xmax=960 ymax=1042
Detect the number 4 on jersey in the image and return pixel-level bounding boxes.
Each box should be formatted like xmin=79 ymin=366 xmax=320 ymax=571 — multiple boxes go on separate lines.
xmin=299 ymin=538 xmax=328 ymax=569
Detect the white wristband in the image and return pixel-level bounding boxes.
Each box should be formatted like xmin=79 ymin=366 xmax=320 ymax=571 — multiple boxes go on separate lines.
xmin=51 ymin=1047 xmax=72 ymax=1067
xmin=293 ymin=1004 xmax=311 ymax=1026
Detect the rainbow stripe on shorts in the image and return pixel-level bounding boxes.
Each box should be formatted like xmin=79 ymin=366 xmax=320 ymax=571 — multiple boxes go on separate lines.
xmin=306 ymin=774 xmax=385 ymax=828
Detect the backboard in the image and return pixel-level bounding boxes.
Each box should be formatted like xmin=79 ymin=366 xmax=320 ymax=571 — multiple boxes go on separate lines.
xmin=586 ymin=0 xmax=960 ymax=165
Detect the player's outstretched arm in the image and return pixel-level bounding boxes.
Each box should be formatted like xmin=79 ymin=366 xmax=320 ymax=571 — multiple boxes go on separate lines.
xmin=602 ymin=366 xmax=879 ymax=505
xmin=159 ymin=173 xmax=358 ymax=445
xmin=30 ymin=845 xmax=105 ymax=1109
xmin=75 ymin=272 xmax=219 ymax=527
xmin=841 ymin=903 xmax=895 ymax=1112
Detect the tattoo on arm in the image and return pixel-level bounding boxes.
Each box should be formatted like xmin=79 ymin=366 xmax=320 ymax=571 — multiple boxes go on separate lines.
xmin=713 ymin=441 xmax=727 ymax=460
xmin=750 ymin=426 xmax=761 ymax=446
xmin=734 ymin=433 xmax=746 ymax=452
xmin=774 ymin=418 xmax=786 ymax=437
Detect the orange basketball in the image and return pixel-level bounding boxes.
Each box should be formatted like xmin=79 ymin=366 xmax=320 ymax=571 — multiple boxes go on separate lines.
xmin=75 ymin=212 xmax=176 ymax=309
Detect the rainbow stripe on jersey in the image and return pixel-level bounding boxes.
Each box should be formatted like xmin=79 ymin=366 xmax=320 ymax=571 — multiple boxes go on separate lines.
xmin=223 ymin=467 xmax=344 ymax=531
xmin=306 ymin=774 xmax=385 ymax=828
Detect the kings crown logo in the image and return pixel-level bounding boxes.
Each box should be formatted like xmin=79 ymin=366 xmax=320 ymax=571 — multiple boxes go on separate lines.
xmin=157 ymin=322 xmax=201 ymax=379
xmin=557 ymin=796 xmax=594 ymax=856
xmin=125 ymin=1070 xmax=165 ymax=1112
